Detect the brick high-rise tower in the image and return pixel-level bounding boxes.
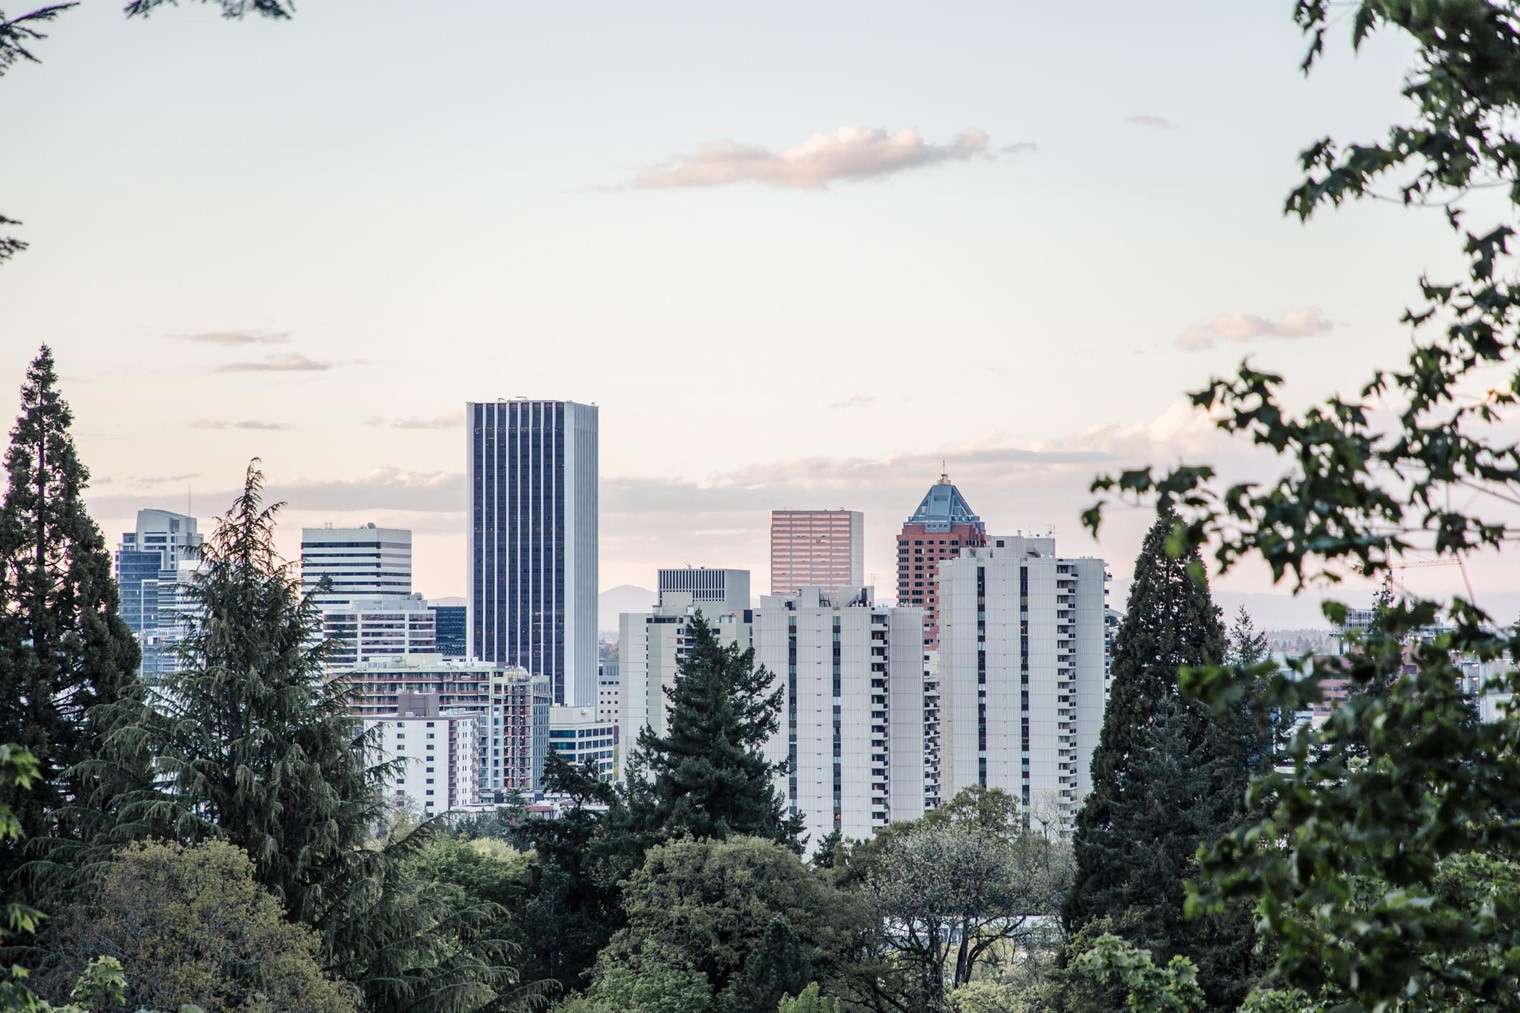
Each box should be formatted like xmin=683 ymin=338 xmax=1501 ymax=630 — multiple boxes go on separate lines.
xmin=896 ymin=473 xmax=986 ymax=647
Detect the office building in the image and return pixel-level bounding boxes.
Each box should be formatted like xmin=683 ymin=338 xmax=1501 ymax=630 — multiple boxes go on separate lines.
xmin=366 ymin=694 xmax=480 ymax=816
xmin=334 ymin=653 xmax=550 ymax=796
xmin=770 ymin=510 xmax=864 ymax=596
xmin=753 ymin=587 xmax=927 ymax=845
xmin=618 ymin=592 xmax=753 ymax=777
xmin=429 ymin=600 xmax=468 ymax=658
xmin=320 ymin=595 xmax=436 ymax=666
xmin=468 ymin=399 xmax=598 ymax=707
xmin=301 ymin=524 xmax=411 ymax=609
xmin=938 ymin=535 xmax=1108 ymax=823
xmin=549 ymin=706 xmax=617 ymax=782
xmin=657 ymin=567 xmax=750 ymax=612
xmin=115 ymin=509 xmax=204 ymax=679
xmin=897 ymin=475 xmax=987 ymax=647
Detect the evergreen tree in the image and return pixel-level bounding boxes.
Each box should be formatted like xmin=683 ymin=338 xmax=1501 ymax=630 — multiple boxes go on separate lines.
xmin=1227 ymin=606 xmax=1268 ymax=669
xmin=1064 ymin=509 xmax=1255 ymax=1008
xmin=110 ymin=463 xmax=527 ymax=1013
xmin=721 ymin=916 xmax=814 ymax=1013
xmin=627 ymin=613 xmax=804 ymax=851
xmin=0 ymin=346 xmax=142 ymax=882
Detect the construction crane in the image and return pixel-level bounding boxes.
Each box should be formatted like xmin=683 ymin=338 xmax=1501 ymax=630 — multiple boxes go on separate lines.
xmin=1385 ymin=554 xmax=1477 ymax=601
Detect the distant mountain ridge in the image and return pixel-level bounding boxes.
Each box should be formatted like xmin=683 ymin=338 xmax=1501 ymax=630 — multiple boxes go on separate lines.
xmin=599 ymin=584 xmax=657 ymax=636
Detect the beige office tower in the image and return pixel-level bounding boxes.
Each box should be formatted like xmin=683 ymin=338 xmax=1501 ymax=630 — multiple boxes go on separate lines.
xmin=769 ymin=509 xmax=864 ymax=596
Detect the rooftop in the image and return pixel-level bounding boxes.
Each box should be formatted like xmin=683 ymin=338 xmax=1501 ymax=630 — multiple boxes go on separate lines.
xmin=905 ymin=473 xmax=984 ymax=534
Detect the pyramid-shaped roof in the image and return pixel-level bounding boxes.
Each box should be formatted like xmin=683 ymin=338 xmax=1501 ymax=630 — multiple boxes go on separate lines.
xmin=906 ymin=474 xmax=984 ymax=533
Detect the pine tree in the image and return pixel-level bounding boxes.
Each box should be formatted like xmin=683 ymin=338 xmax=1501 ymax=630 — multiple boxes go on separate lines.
xmin=0 ymin=346 xmax=142 ymax=883
xmin=1064 ymin=508 xmax=1255 ymax=1008
xmin=720 ymin=915 xmax=813 ymax=1013
xmin=627 ymin=613 xmax=803 ymax=851
xmin=1227 ymin=606 xmax=1268 ymax=669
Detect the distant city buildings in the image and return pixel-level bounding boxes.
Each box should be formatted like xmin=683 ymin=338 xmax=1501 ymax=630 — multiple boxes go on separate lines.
xmin=937 ymin=535 xmax=1108 ymax=823
xmin=897 ymin=475 xmax=987 ymax=648
xmin=753 ymin=587 xmax=927 ymax=844
xmin=301 ymin=524 xmax=411 ymax=609
xmin=549 ymin=705 xmax=617 ymax=782
xmin=114 ymin=509 xmax=203 ymax=679
xmin=320 ymin=595 xmax=436 ymax=666
xmin=365 ymin=693 xmax=480 ymax=816
xmin=657 ymin=567 xmax=750 ymax=612
xmin=336 ymin=653 xmax=550 ymax=796
xmin=468 ymin=399 xmax=599 ymax=708
xmin=770 ymin=509 xmax=863 ymax=596
xmin=429 ymin=600 xmax=468 ymax=658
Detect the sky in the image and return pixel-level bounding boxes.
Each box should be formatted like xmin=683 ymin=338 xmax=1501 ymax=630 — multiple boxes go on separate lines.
xmin=2 ymin=0 xmax=1503 ymax=626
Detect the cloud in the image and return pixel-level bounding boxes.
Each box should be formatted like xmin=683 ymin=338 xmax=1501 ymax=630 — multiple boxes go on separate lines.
xmin=87 ymin=466 xmax=463 ymax=519
xmin=129 ymin=472 xmax=200 ymax=487
xmin=216 ymin=354 xmax=335 ymax=373
xmin=828 ymin=394 xmax=877 ymax=410
xmin=631 ymin=126 xmax=1029 ymax=190
xmin=1125 ymin=114 xmax=1176 ymax=130
xmin=177 ymin=331 xmax=290 ymax=346
xmin=367 ymin=414 xmax=461 ymax=430
xmin=192 ymin=419 xmax=291 ymax=431
xmin=1177 ymin=309 xmax=1333 ymax=351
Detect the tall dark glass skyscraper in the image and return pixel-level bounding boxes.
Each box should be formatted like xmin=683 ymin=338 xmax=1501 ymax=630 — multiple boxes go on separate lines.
xmin=468 ymin=400 xmax=598 ymax=707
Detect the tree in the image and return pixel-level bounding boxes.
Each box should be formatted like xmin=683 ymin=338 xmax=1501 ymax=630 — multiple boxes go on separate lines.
xmin=850 ymin=787 xmax=1069 ymax=1011
xmin=0 ymin=347 xmax=143 ymax=886
xmin=555 ymin=941 xmax=713 ymax=1013
xmin=103 ymin=463 xmax=532 ymax=1013
xmin=1226 ymin=607 xmax=1267 ymax=669
xmin=1080 ymin=3 xmax=1520 ymax=1008
xmin=1072 ymin=936 xmax=1204 ymax=1013
xmin=38 ymin=839 xmax=357 ymax=1013
xmin=512 ymin=751 xmax=633 ymax=991
xmin=1064 ymin=510 xmax=1255 ymax=1008
xmin=587 ymin=836 xmax=863 ymax=1009
xmin=626 ymin=614 xmax=803 ymax=851
xmin=720 ymin=916 xmax=813 ymax=1013
xmin=777 ymin=984 xmax=841 ymax=1013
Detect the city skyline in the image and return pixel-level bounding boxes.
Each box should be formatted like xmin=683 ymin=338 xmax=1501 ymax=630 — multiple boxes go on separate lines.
xmin=4 ymin=1 xmax=1488 ymax=623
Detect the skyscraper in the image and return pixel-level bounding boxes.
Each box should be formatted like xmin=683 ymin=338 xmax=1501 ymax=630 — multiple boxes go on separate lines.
xmin=468 ymin=399 xmax=599 ymax=707
xmin=300 ymin=524 xmax=412 ymax=608
xmin=770 ymin=509 xmax=864 ymax=595
xmin=115 ymin=509 xmax=203 ymax=678
xmin=896 ymin=474 xmax=986 ymax=647
xmin=938 ymin=535 xmax=1108 ymax=823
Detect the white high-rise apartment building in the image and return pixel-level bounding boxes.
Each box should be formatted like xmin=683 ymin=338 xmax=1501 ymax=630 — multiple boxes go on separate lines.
xmin=549 ymin=706 xmax=618 ymax=782
xmin=753 ymin=587 xmax=927 ymax=846
xmin=366 ymin=693 xmax=480 ymax=816
xmin=937 ymin=535 xmax=1108 ymax=824
xmin=617 ymin=591 xmax=753 ymax=778
xmin=468 ymin=400 xmax=598 ymax=708
xmin=320 ymin=595 xmax=437 ymax=666
xmin=301 ymin=524 xmax=411 ymax=609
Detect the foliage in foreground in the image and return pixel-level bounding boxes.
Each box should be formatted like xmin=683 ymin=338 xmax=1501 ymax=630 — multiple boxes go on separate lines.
xmin=1085 ymin=1 xmax=1520 ymax=1008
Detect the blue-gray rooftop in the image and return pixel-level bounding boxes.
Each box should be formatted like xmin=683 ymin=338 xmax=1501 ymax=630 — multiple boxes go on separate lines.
xmin=906 ymin=475 xmax=984 ymax=533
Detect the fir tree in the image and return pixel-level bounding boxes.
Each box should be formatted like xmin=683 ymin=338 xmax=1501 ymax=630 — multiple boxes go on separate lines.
xmin=1064 ymin=509 xmax=1255 ymax=1008
xmin=112 ymin=463 xmax=527 ymax=1013
xmin=0 ymin=346 xmax=142 ymax=883
xmin=627 ymin=613 xmax=804 ymax=852
xmin=1227 ymin=606 xmax=1268 ymax=669
xmin=720 ymin=915 xmax=813 ymax=1013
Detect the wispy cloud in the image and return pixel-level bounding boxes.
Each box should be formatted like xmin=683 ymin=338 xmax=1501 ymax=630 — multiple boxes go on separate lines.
xmin=216 ymin=354 xmax=335 ymax=373
xmin=88 ymin=466 xmax=463 ymax=518
xmin=828 ymin=394 xmax=877 ymax=410
xmin=178 ymin=330 xmax=290 ymax=345
xmin=1177 ymin=309 xmax=1333 ymax=351
xmin=367 ymin=414 xmax=461 ymax=430
xmin=631 ymin=127 xmax=1031 ymax=190
xmin=1125 ymin=114 xmax=1176 ymax=130
xmin=192 ymin=419 xmax=291 ymax=431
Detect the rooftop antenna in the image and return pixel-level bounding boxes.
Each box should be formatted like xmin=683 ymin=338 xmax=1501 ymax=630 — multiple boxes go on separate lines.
xmin=939 ymin=459 xmax=949 ymax=484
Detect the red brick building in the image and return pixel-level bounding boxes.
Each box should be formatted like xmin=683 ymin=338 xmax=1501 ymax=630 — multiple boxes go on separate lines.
xmin=896 ymin=474 xmax=987 ymax=647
